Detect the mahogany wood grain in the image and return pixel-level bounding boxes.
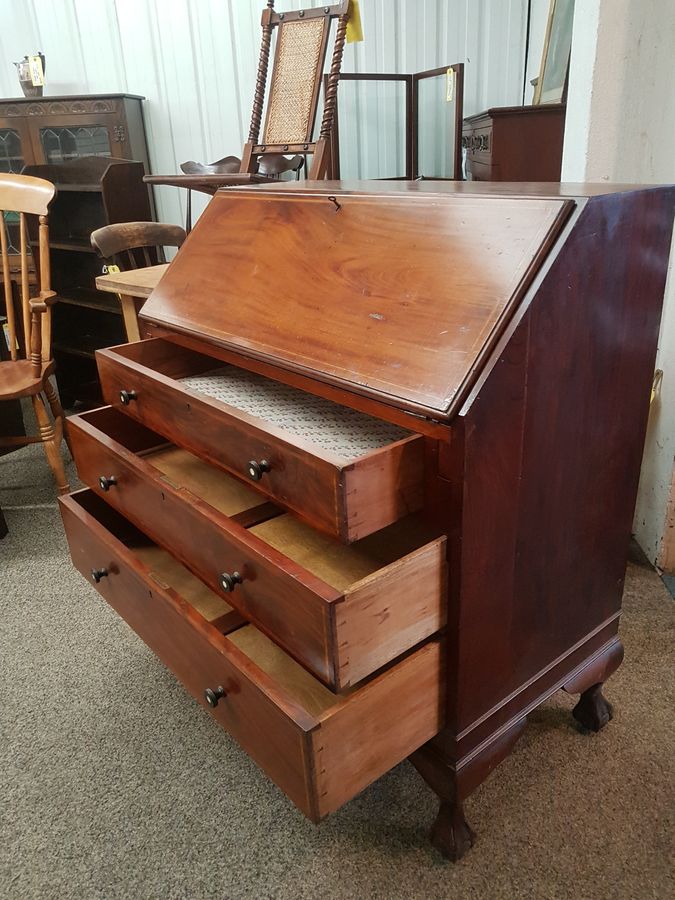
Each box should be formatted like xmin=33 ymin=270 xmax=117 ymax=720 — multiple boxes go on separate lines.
xmin=433 ymin=187 xmax=675 ymax=770
xmin=59 ymin=488 xmax=443 ymax=821
xmin=139 ymin=191 xmax=573 ymax=420
xmin=95 ymin=339 xmax=425 ymax=541
xmin=68 ymin=406 xmax=445 ymax=690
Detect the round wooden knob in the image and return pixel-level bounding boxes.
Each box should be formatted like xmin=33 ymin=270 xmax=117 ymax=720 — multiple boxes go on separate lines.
xmin=119 ymin=389 xmax=137 ymax=405
xmin=204 ymin=686 xmax=226 ymax=708
xmin=98 ymin=475 xmax=117 ymax=492
xmin=247 ymin=459 xmax=270 ymax=482
xmin=91 ymin=568 xmax=108 ymax=583
xmin=219 ymin=571 xmax=243 ymax=593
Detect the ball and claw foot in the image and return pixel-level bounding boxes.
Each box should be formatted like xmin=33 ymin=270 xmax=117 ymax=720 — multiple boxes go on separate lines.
xmin=430 ymin=801 xmax=476 ymax=862
xmin=572 ymin=683 xmax=613 ymax=733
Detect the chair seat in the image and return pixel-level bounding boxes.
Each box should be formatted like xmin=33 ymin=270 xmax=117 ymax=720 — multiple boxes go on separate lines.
xmin=0 ymin=359 xmax=55 ymax=401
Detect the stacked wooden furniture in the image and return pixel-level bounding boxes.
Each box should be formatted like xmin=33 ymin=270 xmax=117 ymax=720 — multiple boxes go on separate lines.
xmin=22 ymin=156 xmax=152 ymax=407
xmin=59 ymin=181 xmax=674 ymax=860
xmin=462 ymin=103 xmax=565 ymax=181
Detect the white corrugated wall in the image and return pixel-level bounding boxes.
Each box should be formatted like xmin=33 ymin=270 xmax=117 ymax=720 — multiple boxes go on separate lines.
xmin=0 ymin=0 xmax=530 ymax=225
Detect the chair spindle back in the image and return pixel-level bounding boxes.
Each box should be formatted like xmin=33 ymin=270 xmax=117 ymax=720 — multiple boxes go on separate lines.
xmin=0 ymin=173 xmax=55 ymax=366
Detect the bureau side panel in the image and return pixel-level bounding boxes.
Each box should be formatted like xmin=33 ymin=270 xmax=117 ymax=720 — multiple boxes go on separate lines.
xmin=455 ymin=188 xmax=675 ymax=735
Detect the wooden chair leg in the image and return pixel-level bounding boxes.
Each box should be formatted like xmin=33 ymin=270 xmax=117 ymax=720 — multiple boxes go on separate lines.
xmin=32 ymin=392 xmax=69 ymax=495
xmin=43 ymin=377 xmax=72 ymax=455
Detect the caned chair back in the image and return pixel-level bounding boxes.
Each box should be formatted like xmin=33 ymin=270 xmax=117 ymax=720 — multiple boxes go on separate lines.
xmin=0 ymin=172 xmax=55 ymax=364
xmin=90 ymin=221 xmax=187 ymax=271
xmin=241 ymin=0 xmax=350 ymax=179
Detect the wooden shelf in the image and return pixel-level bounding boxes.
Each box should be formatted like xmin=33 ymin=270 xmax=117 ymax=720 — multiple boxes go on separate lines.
xmin=52 ymin=341 xmax=96 ymax=360
xmin=56 ymin=288 xmax=121 ymax=314
xmin=49 ymin=239 xmax=96 ymax=253
xmin=55 ymin=183 xmax=103 ymax=193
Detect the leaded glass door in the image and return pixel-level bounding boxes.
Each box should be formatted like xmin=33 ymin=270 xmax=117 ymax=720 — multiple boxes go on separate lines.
xmin=39 ymin=124 xmax=112 ymax=164
xmin=0 ymin=126 xmax=28 ymax=258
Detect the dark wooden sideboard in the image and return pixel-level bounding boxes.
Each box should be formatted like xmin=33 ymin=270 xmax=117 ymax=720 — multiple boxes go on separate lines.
xmin=462 ymin=103 xmax=565 ymax=181
xmin=58 ymin=180 xmax=674 ymax=862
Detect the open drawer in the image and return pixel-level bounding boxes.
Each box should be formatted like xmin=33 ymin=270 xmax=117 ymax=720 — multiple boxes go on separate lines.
xmin=68 ymin=406 xmax=447 ymax=690
xmin=95 ymin=338 xmax=425 ymax=542
xmin=59 ymin=489 xmax=444 ymax=821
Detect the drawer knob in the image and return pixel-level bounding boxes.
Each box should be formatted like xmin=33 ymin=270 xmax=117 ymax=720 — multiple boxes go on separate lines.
xmin=204 ymin=686 xmax=226 ymax=708
xmin=119 ymin=389 xmax=137 ymax=405
xmin=247 ymin=459 xmax=270 ymax=481
xmin=98 ymin=475 xmax=117 ymax=492
xmin=91 ymin=568 xmax=109 ymax=583
xmin=219 ymin=571 xmax=243 ymax=593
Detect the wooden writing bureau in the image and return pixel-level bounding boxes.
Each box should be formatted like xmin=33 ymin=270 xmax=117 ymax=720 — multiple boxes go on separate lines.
xmin=58 ymin=181 xmax=674 ymax=860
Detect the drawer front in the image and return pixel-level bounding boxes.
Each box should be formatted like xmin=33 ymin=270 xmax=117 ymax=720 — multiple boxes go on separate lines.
xmin=68 ymin=408 xmax=446 ymax=692
xmin=58 ymin=491 xmax=315 ymax=814
xmin=96 ymin=342 xmax=424 ymax=542
xmin=68 ymin=410 xmax=339 ymax=686
xmin=59 ymin=490 xmax=444 ymax=821
xmin=462 ymin=127 xmax=492 ymax=164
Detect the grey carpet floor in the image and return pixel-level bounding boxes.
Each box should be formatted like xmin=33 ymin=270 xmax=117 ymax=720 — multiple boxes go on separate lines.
xmin=1 ymin=441 xmax=674 ymax=900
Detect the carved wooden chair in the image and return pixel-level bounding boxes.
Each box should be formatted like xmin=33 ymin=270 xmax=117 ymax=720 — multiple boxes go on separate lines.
xmin=0 ymin=173 xmax=70 ymax=493
xmin=145 ymin=0 xmax=349 ymax=208
xmin=90 ymin=221 xmax=187 ymax=341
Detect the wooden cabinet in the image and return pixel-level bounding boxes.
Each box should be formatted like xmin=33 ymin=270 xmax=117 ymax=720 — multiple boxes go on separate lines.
xmin=0 ymin=94 xmax=153 ymax=407
xmin=462 ymin=103 xmax=566 ymax=181
xmin=21 ymin=156 xmax=152 ymax=408
xmin=0 ymin=94 xmax=150 ymax=172
xmin=58 ymin=180 xmax=674 ymax=862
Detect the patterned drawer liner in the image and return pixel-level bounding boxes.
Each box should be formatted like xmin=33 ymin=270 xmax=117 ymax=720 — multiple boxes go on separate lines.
xmin=180 ymin=367 xmax=410 ymax=460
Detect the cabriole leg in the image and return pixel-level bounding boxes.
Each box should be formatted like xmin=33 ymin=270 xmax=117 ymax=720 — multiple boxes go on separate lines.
xmin=562 ymin=638 xmax=624 ymax=734
xmin=572 ymin=683 xmax=613 ymax=732
xmin=430 ymin=799 xmax=475 ymax=861
xmin=410 ymin=744 xmax=474 ymax=862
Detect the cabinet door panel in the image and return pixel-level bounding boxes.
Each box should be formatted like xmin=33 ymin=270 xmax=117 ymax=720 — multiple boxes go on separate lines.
xmin=26 ymin=112 xmax=127 ymax=164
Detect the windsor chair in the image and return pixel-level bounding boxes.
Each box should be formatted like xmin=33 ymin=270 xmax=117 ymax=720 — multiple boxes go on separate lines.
xmin=0 ymin=173 xmax=70 ymax=493
xmin=90 ymin=221 xmax=186 ymax=341
xmin=144 ymin=0 xmax=350 ymax=206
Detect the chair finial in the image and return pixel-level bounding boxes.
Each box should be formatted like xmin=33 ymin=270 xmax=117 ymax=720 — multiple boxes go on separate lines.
xmin=267 ymin=1 xmax=275 ymax=8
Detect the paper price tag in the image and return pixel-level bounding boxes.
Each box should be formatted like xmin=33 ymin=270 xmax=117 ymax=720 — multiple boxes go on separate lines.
xmin=28 ymin=55 xmax=45 ymax=87
xmin=446 ymin=68 xmax=455 ymax=103
xmin=346 ymin=0 xmax=364 ymax=43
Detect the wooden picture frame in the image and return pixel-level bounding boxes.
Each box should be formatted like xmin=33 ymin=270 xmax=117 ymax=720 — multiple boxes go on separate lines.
xmin=533 ymin=0 xmax=575 ymax=105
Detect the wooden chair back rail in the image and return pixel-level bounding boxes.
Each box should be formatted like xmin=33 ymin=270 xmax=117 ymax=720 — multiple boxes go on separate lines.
xmin=90 ymin=222 xmax=187 ymax=270
xmin=0 ymin=174 xmax=55 ymax=371
xmin=90 ymin=221 xmax=187 ymax=342
xmin=0 ymin=172 xmax=69 ymax=494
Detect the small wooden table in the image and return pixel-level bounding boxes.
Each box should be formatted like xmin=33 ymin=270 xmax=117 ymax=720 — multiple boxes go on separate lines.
xmin=95 ymin=264 xmax=169 ymax=342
